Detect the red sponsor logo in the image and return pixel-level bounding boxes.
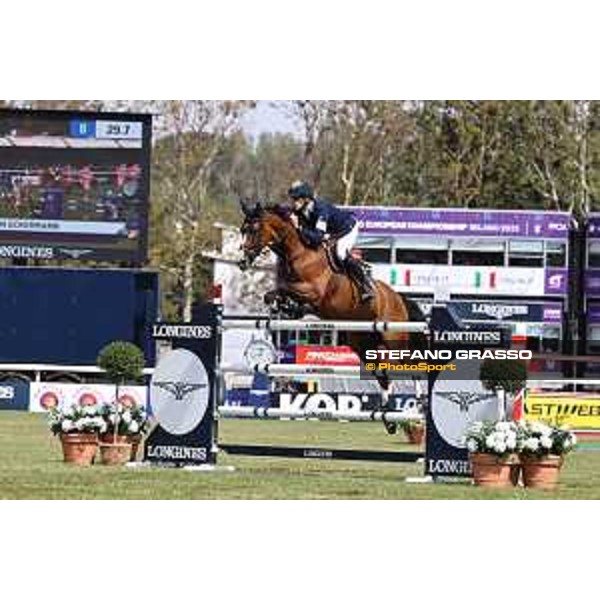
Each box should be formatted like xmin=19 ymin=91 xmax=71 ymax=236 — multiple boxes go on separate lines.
xmin=295 ymin=346 xmax=360 ymax=366
xmin=78 ymin=393 xmax=98 ymax=407
xmin=40 ymin=392 xmax=60 ymax=411
xmin=118 ymin=393 xmax=138 ymax=408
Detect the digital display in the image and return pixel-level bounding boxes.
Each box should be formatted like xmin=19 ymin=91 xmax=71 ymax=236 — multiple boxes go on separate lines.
xmin=0 ymin=109 xmax=152 ymax=264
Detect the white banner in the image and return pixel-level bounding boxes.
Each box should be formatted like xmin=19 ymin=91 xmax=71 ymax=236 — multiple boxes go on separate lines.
xmin=372 ymin=264 xmax=547 ymax=296
xmin=29 ymin=383 xmax=148 ymax=413
xmin=0 ymin=218 xmax=128 ymax=236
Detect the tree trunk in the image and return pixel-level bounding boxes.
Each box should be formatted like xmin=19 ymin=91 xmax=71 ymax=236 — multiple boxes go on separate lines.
xmin=182 ymin=250 xmax=197 ymax=323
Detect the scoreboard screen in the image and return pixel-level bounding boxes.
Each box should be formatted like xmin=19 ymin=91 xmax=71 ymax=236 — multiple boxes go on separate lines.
xmin=0 ymin=109 xmax=152 ymax=264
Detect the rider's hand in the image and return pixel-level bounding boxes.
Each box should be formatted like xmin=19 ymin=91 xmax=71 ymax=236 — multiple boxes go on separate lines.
xmin=290 ymin=214 xmax=299 ymax=228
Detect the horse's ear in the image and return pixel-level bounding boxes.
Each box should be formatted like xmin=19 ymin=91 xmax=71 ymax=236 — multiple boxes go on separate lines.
xmin=239 ymin=198 xmax=251 ymax=216
xmin=255 ymin=202 xmax=264 ymax=215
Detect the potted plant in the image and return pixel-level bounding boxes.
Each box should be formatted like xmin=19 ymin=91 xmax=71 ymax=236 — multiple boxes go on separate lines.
xmin=519 ymin=421 xmax=577 ymax=490
xmin=48 ymin=405 xmax=106 ymax=466
xmin=399 ymin=418 xmax=426 ymax=445
xmin=465 ymin=420 xmax=521 ymax=488
xmin=97 ymin=341 xmax=146 ymax=466
xmin=100 ymin=401 xmax=150 ymax=462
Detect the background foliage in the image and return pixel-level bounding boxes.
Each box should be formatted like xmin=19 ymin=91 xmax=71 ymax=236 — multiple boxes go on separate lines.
xmin=4 ymin=100 xmax=600 ymax=319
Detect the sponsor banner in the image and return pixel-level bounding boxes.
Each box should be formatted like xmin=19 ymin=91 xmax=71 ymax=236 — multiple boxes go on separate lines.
xmin=416 ymin=300 xmax=563 ymax=324
xmin=372 ymin=264 xmax=562 ymax=296
xmin=294 ymin=346 xmax=360 ymax=366
xmin=29 ymin=383 xmax=147 ymax=413
xmin=351 ymin=208 xmax=570 ymax=238
xmin=544 ymin=269 xmax=568 ymax=295
xmin=587 ymin=216 xmax=600 ymax=238
xmin=0 ymin=381 xmax=30 ymax=411
xmin=586 ymin=302 xmax=600 ymax=324
xmin=524 ymin=393 xmax=600 ymax=430
xmin=585 ymin=270 xmax=600 ymax=296
xmin=275 ymin=392 xmax=421 ymax=413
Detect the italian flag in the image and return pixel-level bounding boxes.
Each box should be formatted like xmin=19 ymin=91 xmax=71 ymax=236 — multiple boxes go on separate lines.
xmin=512 ymin=388 xmax=526 ymax=422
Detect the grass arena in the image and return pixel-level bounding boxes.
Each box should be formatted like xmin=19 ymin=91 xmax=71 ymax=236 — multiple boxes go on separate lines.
xmin=3 ymin=411 xmax=600 ymax=500
xmin=4 ymin=104 xmax=600 ymax=500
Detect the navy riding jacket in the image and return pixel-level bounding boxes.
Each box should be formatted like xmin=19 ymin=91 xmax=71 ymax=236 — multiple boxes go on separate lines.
xmin=295 ymin=198 xmax=356 ymax=248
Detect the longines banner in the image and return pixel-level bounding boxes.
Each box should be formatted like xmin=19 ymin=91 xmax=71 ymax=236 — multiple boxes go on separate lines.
xmin=146 ymin=304 xmax=219 ymax=467
xmin=29 ymin=383 xmax=148 ymax=413
xmin=0 ymin=381 xmax=30 ymax=411
xmin=416 ymin=300 xmax=563 ymax=324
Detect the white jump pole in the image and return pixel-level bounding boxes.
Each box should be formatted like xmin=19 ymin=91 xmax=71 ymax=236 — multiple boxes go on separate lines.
xmin=221 ymin=319 xmax=429 ymax=333
xmin=219 ymin=406 xmax=421 ymax=423
xmin=220 ymin=364 xmax=364 ymax=378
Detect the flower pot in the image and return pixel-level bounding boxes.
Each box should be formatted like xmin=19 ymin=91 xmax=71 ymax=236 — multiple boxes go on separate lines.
xmin=406 ymin=427 xmax=425 ymax=446
xmin=99 ymin=434 xmax=132 ymax=466
xmin=520 ymin=454 xmax=564 ymax=490
xmin=60 ymin=433 xmax=98 ymax=466
xmin=128 ymin=434 xmax=143 ymax=462
xmin=470 ymin=453 xmax=519 ymax=488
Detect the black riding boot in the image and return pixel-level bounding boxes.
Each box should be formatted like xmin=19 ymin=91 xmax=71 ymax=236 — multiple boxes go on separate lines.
xmin=345 ymin=257 xmax=375 ymax=303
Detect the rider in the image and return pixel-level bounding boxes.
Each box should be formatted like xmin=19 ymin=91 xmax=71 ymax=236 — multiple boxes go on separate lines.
xmin=288 ymin=181 xmax=374 ymax=303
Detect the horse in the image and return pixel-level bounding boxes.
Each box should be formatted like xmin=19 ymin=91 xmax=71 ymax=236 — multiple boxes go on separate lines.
xmin=238 ymin=202 xmax=425 ymax=433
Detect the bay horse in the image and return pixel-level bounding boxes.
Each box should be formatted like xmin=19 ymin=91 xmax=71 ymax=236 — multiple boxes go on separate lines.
xmin=238 ymin=202 xmax=425 ymax=432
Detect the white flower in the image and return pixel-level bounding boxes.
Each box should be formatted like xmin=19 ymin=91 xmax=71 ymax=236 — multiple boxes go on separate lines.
xmin=121 ymin=411 xmax=132 ymax=424
xmin=530 ymin=422 xmax=552 ymax=436
xmin=525 ymin=438 xmax=540 ymax=452
xmin=494 ymin=442 xmax=507 ymax=454
xmin=496 ymin=422 xmax=511 ymax=432
xmin=75 ymin=419 xmax=86 ymax=431
xmin=485 ymin=434 xmax=497 ymax=448
xmin=540 ymin=436 xmax=553 ymax=449
xmin=128 ymin=421 xmax=140 ymax=434
xmin=62 ymin=420 xmax=74 ymax=432
xmin=467 ymin=439 xmax=478 ymax=453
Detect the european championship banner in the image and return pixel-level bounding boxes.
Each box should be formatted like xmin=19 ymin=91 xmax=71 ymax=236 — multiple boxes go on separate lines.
xmin=524 ymin=393 xmax=600 ymax=430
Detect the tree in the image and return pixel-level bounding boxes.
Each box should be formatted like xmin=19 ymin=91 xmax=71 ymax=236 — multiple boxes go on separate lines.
xmin=148 ymin=100 xmax=254 ymax=321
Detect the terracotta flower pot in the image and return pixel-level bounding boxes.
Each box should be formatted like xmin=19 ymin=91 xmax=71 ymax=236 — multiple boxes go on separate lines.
xmin=470 ymin=453 xmax=519 ymax=488
xmin=520 ymin=454 xmax=564 ymax=491
xmin=99 ymin=434 xmax=132 ymax=466
xmin=60 ymin=433 xmax=98 ymax=466
xmin=128 ymin=434 xmax=143 ymax=462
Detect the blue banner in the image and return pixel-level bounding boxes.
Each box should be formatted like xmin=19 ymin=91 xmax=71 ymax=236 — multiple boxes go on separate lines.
xmin=0 ymin=380 xmax=30 ymax=411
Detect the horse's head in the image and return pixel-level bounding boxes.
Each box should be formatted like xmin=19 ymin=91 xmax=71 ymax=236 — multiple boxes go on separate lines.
xmin=238 ymin=201 xmax=292 ymax=271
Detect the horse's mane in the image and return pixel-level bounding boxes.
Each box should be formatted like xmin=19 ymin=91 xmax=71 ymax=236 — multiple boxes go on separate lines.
xmin=264 ymin=203 xmax=292 ymax=221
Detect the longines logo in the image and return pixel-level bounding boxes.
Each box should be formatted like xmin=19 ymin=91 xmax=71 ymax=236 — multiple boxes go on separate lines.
xmin=150 ymin=349 xmax=210 ymax=435
xmin=58 ymin=248 xmax=94 ymax=259
xmin=0 ymin=245 xmax=53 ymax=259
xmin=153 ymin=381 xmax=207 ymax=401
xmin=471 ymin=303 xmax=528 ymax=320
xmin=0 ymin=386 xmax=15 ymax=401
xmin=152 ymin=324 xmax=213 ymax=340
xmin=435 ymin=391 xmax=489 ymax=413
xmin=433 ymin=330 xmax=501 ymax=344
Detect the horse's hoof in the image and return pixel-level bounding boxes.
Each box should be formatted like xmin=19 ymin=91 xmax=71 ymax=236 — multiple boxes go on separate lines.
xmin=384 ymin=422 xmax=397 ymax=436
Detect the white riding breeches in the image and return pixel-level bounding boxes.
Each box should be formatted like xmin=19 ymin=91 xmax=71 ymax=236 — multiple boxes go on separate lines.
xmin=336 ymin=224 xmax=359 ymax=262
